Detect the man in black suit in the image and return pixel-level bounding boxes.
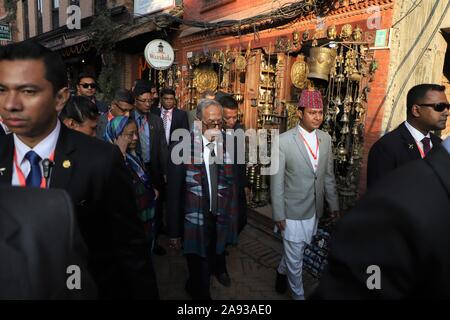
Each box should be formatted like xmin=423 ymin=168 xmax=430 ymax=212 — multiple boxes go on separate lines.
xmin=367 ymin=83 xmax=448 ymax=187
xmin=132 ymin=81 xmax=168 ymax=255
xmin=131 ymin=80 xmax=168 ymax=195
xmin=76 ymin=72 xmax=108 ymax=114
xmin=151 ymin=87 xmax=189 ymax=255
xmin=312 ymin=137 xmax=450 ymax=299
xmin=0 ymin=41 xmax=158 ymax=299
xmin=151 ymin=87 xmax=189 ymax=147
xmin=218 ymin=94 xmax=250 ymax=234
xmin=213 ymin=95 xmax=250 ymax=288
xmin=0 ymin=186 xmax=96 ymax=299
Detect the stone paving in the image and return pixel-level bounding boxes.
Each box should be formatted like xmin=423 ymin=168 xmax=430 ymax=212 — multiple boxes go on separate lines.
xmin=154 ymin=212 xmax=319 ymax=300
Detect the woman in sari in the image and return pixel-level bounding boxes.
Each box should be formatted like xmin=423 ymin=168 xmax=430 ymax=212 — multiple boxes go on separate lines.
xmin=104 ymin=116 xmax=158 ymax=251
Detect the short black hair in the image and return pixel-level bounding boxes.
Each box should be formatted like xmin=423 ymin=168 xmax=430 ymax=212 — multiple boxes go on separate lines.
xmin=133 ymin=79 xmax=152 ymax=97
xmin=114 ymin=88 xmax=134 ymax=104
xmin=77 ymin=72 xmax=96 ymax=84
xmin=160 ymin=87 xmax=176 ymax=97
xmin=217 ymin=95 xmax=238 ymax=110
xmin=0 ymin=41 xmax=67 ymax=94
xmin=59 ymin=96 xmax=99 ymax=123
xmin=406 ymin=84 xmax=446 ymax=116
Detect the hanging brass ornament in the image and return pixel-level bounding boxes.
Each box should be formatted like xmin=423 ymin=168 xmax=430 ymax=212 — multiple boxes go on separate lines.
xmin=193 ymin=68 xmax=218 ymax=93
xmin=290 ymin=54 xmax=309 ymax=89
xmin=235 ymin=55 xmax=247 ymax=71
xmin=327 ymin=25 xmax=337 ymax=40
xmin=307 ymin=47 xmax=337 ymax=81
xmin=293 ymin=30 xmax=300 ymax=47
xmin=352 ymin=26 xmax=362 ymax=41
xmin=340 ymin=24 xmax=353 ymax=39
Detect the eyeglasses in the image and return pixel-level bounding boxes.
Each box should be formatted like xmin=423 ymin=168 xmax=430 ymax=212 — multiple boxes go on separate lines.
xmin=136 ymin=98 xmax=153 ymax=104
xmin=79 ymin=83 xmax=97 ymax=89
xmin=113 ymin=103 xmax=133 ymax=113
xmin=122 ymin=132 xmax=138 ymax=139
xmin=202 ymin=121 xmax=222 ymax=129
xmin=417 ymin=103 xmax=450 ymax=112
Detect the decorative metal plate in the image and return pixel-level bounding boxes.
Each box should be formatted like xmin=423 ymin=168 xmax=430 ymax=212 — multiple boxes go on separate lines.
xmin=193 ymin=68 xmax=218 ymax=93
xmin=290 ymin=57 xmax=308 ymax=89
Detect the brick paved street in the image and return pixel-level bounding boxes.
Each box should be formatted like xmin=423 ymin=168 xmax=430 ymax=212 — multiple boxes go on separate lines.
xmin=154 ymin=211 xmax=319 ymax=300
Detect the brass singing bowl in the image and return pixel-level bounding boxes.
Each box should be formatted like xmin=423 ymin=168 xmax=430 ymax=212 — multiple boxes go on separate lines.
xmin=307 ymin=47 xmax=337 ymax=81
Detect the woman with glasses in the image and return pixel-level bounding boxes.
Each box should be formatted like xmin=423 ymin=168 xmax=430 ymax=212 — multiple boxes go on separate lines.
xmin=104 ymin=116 xmax=158 ymax=252
xmin=59 ymin=96 xmax=99 ymax=137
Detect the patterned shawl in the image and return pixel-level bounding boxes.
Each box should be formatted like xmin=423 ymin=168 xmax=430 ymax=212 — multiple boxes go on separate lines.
xmin=183 ymin=131 xmax=239 ymax=257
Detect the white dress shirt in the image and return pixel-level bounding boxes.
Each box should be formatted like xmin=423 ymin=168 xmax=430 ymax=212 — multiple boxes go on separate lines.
xmin=161 ymin=107 xmax=173 ymax=144
xmin=298 ymin=125 xmax=320 ymax=172
xmin=404 ymin=120 xmax=432 ymax=157
xmin=202 ymin=135 xmax=217 ymax=211
xmin=12 ymin=120 xmax=61 ymax=186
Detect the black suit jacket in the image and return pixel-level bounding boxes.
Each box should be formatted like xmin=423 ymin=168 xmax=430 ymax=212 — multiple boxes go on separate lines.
xmin=367 ymin=122 xmax=441 ymax=188
xmin=228 ymin=123 xmax=248 ymax=233
xmin=313 ymin=145 xmax=450 ymax=299
xmin=166 ymin=133 xmax=229 ymax=239
xmin=151 ymin=106 xmax=190 ymax=146
xmin=0 ymin=125 xmax=5 ymax=136
xmin=0 ymin=186 xmax=96 ymax=299
xmin=0 ymin=126 xmax=158 ymax=299
xmin=130 ymin=111 xmax=168 ymax=191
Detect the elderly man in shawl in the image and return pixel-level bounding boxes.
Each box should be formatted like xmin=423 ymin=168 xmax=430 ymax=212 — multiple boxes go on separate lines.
xmin=167 ymin=99 xmax=239 ymax=300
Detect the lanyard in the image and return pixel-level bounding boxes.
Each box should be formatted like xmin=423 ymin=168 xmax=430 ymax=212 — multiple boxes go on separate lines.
xmin=415 ymin=141 xmax=425 ymax=158
xmin=14 ymin=149 xmax=55 ymax=188
xmin=299 ymin=132 xmax=319 ymax=161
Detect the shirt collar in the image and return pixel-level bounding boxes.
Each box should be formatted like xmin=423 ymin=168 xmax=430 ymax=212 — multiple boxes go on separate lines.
xmin=162 ymin=107 xmax=173 ymax=115
xmin=405 ymin=120 xmax=430 ymax=142
xmin=13 ymin=120 xmax=61 ymax=165
xmin=202 ymin=135 xmax=216 ymax=148
xmin=134 ymin=109 xmax=146 ymax=119
xmin=298 ymin=124 xmax=316 ymax=137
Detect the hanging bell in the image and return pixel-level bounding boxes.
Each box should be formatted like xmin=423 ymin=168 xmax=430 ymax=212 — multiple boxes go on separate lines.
xmin=352 ymin=125 xmax=359 ymax=135
xmin=341 ymin=124 xmax=350 ymax=134
xmin=340 ymin=112 xmax=349 ymax=123
xmin=337 ymin=144 xmax=348 ymax=162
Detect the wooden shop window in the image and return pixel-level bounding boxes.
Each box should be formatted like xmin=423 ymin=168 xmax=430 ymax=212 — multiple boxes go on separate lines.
xmin=201 ymin=0 xmax=235 ymax=13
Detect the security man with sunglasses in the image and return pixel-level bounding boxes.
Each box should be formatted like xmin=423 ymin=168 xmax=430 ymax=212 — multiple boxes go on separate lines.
xmin=76 ymin=73 xmax=108 ymax=114
xmin=367 ymin=83 xmax=449 ymax=188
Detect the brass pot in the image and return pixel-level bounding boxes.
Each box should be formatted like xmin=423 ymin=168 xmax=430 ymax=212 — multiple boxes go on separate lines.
xmin=307 ymin=47 xmax=337 ymax=81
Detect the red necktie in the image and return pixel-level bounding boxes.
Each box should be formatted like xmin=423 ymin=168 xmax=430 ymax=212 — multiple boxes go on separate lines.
xmin=422 ymin=137 xmax=431 ymax=155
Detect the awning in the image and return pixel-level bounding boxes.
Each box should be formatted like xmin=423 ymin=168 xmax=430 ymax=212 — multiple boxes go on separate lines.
xmin=179 ymin=0 xmax=293 ymax=38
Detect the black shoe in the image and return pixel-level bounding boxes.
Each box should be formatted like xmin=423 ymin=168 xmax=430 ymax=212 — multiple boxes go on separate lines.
xmin=153 ymin=243 xmax=166 ymax=256
xmin=275 ymin=271 xmax=287 ymax=294
xmin=216 ymin=273 xmax=231 ymax=287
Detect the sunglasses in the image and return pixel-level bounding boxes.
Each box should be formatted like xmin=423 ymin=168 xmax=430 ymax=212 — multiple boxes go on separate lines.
xmin=417 ymin=103 xmax=450 ymax=112
xmin=79 ymin=83 xmax=97 ymax=89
